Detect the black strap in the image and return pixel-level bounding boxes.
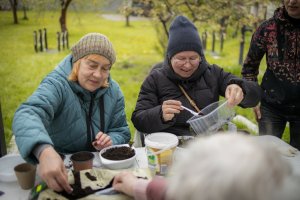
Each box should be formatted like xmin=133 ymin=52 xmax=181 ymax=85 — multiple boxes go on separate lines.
xmin=99 ymin=95 xmax=105 ymax=132
xmin=86 ymin=94 xmax=95 ymax=151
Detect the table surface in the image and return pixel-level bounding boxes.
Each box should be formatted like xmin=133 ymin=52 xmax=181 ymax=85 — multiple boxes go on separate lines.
xmin=0 ymin=148 xmax=148 ymax=200
xmin=1 ymin=136 xmax=300 ymax=200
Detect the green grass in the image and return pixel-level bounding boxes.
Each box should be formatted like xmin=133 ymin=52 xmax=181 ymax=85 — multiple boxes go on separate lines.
xmin=0 ymin=11 xmax=161 ymax=148
xmin=0 ymin=10 xmax=289 ymax=148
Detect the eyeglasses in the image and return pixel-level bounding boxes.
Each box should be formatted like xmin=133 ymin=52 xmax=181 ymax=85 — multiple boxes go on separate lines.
xmin=172 ymin=56 xmax=200 ymax=66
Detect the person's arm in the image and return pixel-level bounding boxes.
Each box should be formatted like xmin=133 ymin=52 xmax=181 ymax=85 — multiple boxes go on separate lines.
xmin=241 ymin=23 xmax=267 ymax=82
xmin=214 ymin=65 xmax=261 ymax=108
xmin=145 ymin=176 xmax=168 ymax=200
xmin=113 ymin=172 xmax=167 ymax=200
xmin=38 ymin=146 xmax=73 ymax=193
xmin=12 ymin=76 xmax=64 ymax=163
xmin=131 ymin=73 xmax=176 ymax=133
xmin=106 ymin=83 xmax=131 ymax=145
xmin=12 ymin=75 xmax=73 ymax=193
xmin=226 ymin=78 xmax=261 ymax=108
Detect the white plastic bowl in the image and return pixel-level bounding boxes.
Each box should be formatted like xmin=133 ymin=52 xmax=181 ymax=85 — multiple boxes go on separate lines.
xmin=0 ymin=154 xmax=25 ymax=182
xmin=99 ymin=144 xmax=136 ymax=170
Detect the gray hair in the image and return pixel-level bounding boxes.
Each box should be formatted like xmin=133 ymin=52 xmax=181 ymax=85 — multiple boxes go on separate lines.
xmin=166 ymin=133 xmax=292 ymax=200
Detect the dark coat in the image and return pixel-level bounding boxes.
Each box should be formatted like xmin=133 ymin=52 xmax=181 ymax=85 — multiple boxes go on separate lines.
xmin=132 ymin=60 xmax=261 ymax=136
xmin=242 ymin=7 xmax=300 ymax=112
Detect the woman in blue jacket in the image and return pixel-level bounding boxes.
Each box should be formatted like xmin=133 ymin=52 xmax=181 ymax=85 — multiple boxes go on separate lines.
xmin=12 ymin=33 xmax=130 ymax=193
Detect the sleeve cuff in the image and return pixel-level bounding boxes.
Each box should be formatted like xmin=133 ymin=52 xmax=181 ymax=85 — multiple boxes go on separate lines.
xmin=134 ymin=179 xmax=151 ymax=200
xmin=33 ymin=144 xmax=53 ymax=160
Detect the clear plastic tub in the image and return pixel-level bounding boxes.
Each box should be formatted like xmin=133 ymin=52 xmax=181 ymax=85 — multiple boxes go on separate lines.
xmin=187 ymin=100 xmax=235 ymax=134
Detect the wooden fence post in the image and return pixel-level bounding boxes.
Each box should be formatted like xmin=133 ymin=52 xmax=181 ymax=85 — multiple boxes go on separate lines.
xmin=43 ymin=28 xmax=48 ymax=50
xmin=0 ymin=102 xmax=7 ymax=157
xmin=212 ymin=31 xmax=216 ymax=52
xmin=65 ymin=31 xmax=69 ymax=49
xmin=39 ymin=29 xmax=43 ymax=52
xmin=33 ymin=31 xmax=38 ymax=53
xmin=57 ymin=32 xmax=61 ymax=51
xmin=202 ymin=31 xmax=207 ymax=51
xmin=239 ymin=25 xmax=252 ymax=65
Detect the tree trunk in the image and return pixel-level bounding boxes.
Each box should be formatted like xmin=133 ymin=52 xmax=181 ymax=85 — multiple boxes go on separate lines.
xmin=23 ymin=5 xmax=28 ymax=20
xmin=126 ymin=14 xmax=130 ymax=27
xmin=59 ymin=0 xmax=72 ymax=32
xmin=9 ymin=0 xmax=18 ymax=24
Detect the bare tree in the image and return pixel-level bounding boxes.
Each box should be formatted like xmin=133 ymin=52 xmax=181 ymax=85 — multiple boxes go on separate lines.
xmin=134 ymin=0 xmax=274 ymax=55
xmin=59 ymin=0 xmax=72 ymax=32
xmin=8 ymin=0 xmax=18 ymax=24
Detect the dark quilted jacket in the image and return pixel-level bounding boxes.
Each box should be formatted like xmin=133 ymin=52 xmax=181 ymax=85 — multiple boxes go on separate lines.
xmin=132 ymin=60 xmax=261 ymax=136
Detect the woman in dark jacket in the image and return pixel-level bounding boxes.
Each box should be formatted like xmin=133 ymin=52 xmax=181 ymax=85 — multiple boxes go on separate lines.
xmin=132 ymin=15 xmax=261 ymax=136
xmin=242 ymin=0 xmax=300 ymax=149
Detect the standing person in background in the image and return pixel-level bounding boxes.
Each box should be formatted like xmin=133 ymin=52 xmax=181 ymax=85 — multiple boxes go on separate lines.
xmin=242 ymin=0 xmax=300 ymax=149
xmin=132 ymin=15 xmax=261 ymax=137
xmin=12 ymin=33 xmax=130 ymax=193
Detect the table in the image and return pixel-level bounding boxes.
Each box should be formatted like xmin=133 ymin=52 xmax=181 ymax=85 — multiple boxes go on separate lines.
xmin=1 ymin=137 xmax=300 ymax=200
xmin=0 ymin=148 xmax=148 ymax=200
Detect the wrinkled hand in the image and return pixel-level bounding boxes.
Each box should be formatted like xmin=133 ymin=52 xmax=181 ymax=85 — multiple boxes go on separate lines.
xmin=92 ymin=131 xmax=112 ymax=150
xmin=162 ymin=100 xmax=183 ymax=122
xmin=225 ymin=84 xmax=244 ymax=107
xmin=113 ymin=171 xmax=138 ymax=197
xmin=253 ymin=105 xmax=261 ymax=121
xmin=38 ymin=147 xmax=72 ymax=193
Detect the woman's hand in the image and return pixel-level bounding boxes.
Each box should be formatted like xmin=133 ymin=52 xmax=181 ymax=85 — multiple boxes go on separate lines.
xmin=92 ymin=131 xmax=112 ymax=150
xmin=38 ymin=147 xmax=73 ymax=193
xmin=253 ymin=105 xmax=261 ymax=121
xmin=225 ymin=84 xmax=244 ymax=107
xmin=113 ymin=171 xmax=138 ymax=197
xmin=162 ymin=100 xmax=183 ymax=122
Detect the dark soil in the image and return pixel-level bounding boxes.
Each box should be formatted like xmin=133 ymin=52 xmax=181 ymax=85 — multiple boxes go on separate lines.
xmin=85 ymin=172 xmax=97 ymax=181
xmin=58 ymin=171 xmax=114 ymax=199
xmin=70 ymin=152 xmax=94 ymax=162
xmin=101 ymin=146 xmax=135 ymax=160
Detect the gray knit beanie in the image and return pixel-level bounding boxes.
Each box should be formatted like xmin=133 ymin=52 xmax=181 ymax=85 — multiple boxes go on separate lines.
xmin=71 ymin=33 xmax=116 ymax=64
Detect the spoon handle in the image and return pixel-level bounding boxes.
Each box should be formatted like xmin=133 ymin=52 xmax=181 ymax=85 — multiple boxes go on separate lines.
xmin=181 ymin=105 xmax=199 ymax=116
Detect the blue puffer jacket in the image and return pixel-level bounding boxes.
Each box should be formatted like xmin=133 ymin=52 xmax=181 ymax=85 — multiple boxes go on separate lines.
xmin=12 ymin=55 xmax=130 ymax=163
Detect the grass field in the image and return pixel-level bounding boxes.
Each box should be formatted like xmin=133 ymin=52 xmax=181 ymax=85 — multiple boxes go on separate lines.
xmin=0 ymin=10 xmax=289 ymax=148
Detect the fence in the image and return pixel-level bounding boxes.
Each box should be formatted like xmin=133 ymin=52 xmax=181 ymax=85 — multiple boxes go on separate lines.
xmin=201 ymin=26 xmax=252 ymax=65
xmin=33 ymin=29 xmax=69 ymax=52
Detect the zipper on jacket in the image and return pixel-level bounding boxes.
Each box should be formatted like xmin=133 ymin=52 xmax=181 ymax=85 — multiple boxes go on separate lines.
xmin=86 ymin=93 xmax=95 ymax=151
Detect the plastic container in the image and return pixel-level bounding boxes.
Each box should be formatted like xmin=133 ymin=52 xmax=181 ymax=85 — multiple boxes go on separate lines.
xmin=145 ymin=132 xmax=178 ymax=176
xmin=187 ymin=100 xmax=235 ymax=134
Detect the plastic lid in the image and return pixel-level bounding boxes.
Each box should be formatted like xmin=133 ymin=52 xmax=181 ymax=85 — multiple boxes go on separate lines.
xmin=145 ymin=132 xmax=178 ymax=149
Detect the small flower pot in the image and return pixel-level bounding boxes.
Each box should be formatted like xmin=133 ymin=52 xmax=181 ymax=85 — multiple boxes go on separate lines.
xmin=70 ymin=151 xmax=94 ymax=172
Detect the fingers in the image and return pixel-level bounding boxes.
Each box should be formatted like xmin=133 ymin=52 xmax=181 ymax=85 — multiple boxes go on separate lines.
xmin=46 ymin=168 xmax=72 ymax=193
xmin=162 ymin=100 xmax=183 ymax=122
xmin=225 ymin=84 xmax=244 ymax=106
xmin=253 ymin=106 xmax=261 ymax=121
xmin=113 ymin=171 xmax=136 ymax=196
xmin=93 ymin=132 xmax=112 ymax=150
xmin=38 ymin=150 xmax=72 ymax=193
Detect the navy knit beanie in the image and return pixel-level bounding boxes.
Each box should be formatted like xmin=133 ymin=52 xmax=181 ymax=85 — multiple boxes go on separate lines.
xmin=167 ymin=16 xmax=203 ymax=60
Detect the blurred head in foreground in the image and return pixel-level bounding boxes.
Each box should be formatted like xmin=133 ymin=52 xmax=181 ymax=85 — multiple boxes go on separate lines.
xmin=167 ymin=133 xmax=293 ymax=200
